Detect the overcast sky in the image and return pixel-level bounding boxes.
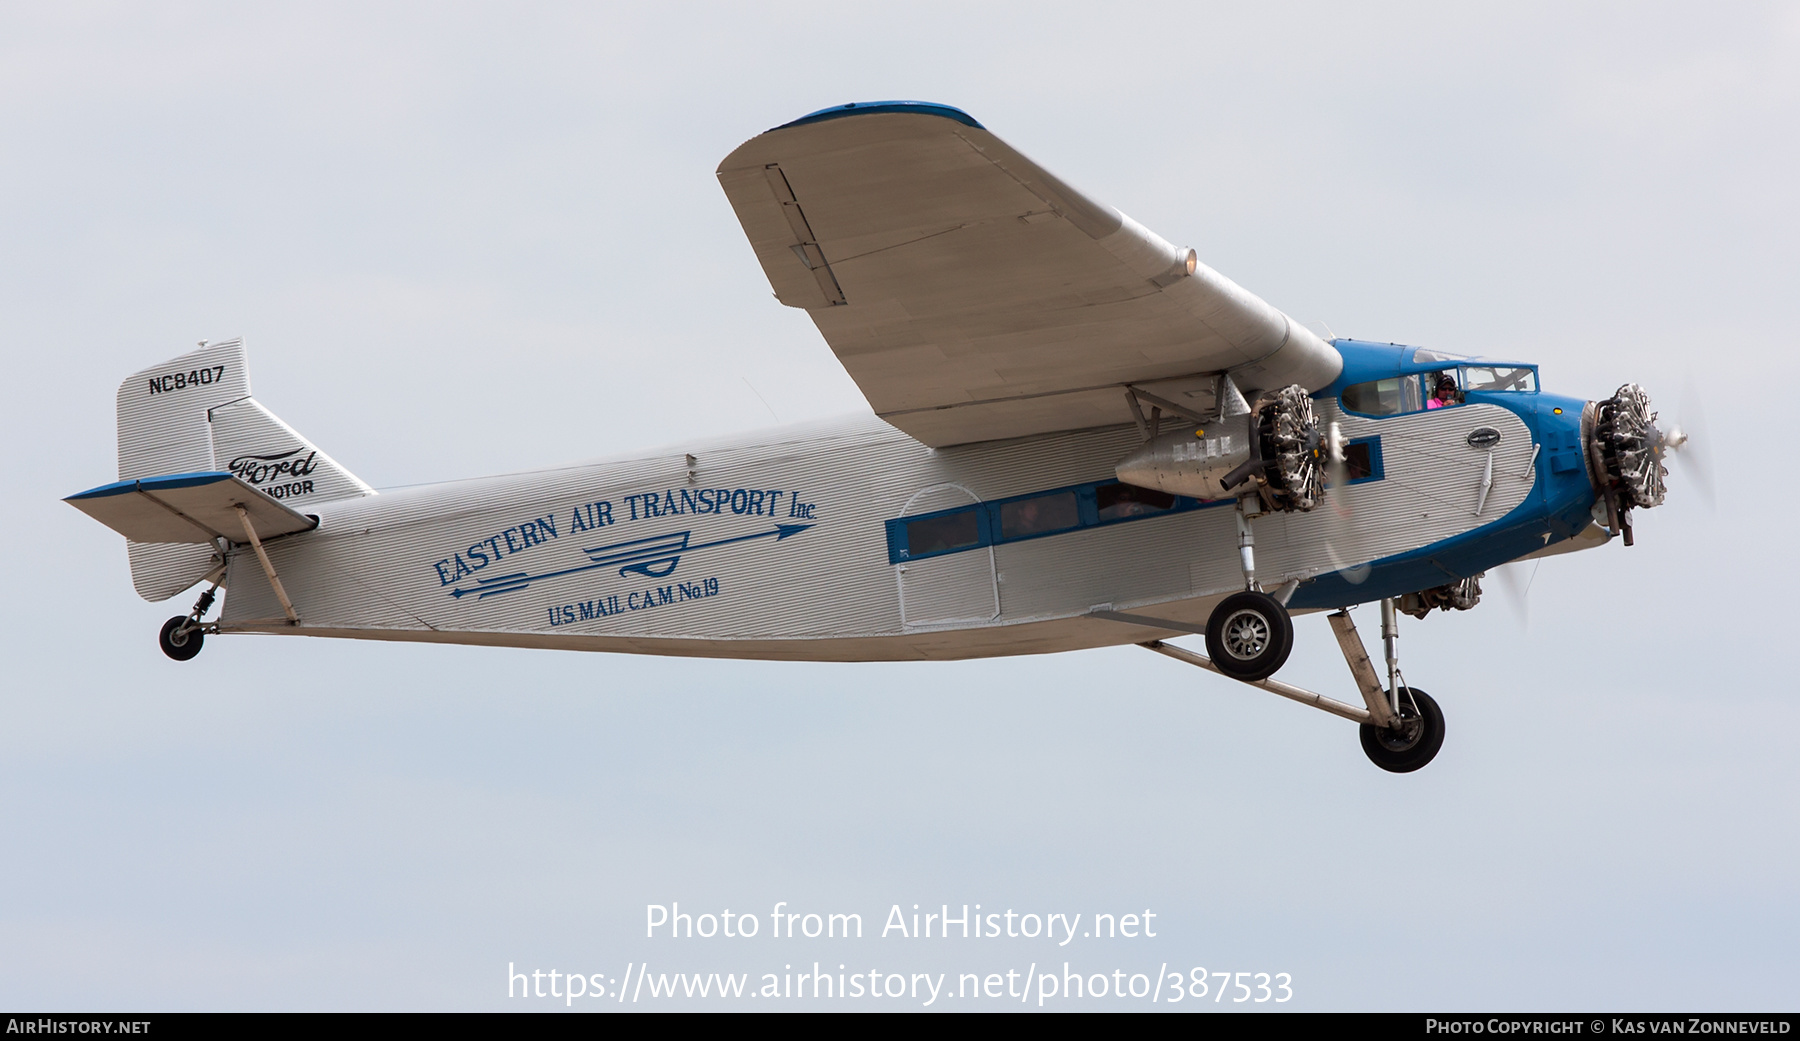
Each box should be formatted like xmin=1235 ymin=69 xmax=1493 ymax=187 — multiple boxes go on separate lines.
xmin=2 ymin=2 xmax=1796 ymax=1011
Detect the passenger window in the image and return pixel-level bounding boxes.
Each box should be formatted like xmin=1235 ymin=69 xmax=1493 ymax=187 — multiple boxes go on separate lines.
xmin=998 ymin=491 xmax=1080 ymax=539
xmin=1341 ymin=377 xmax=1422 ymax=416
xmin=1096 ymin=482 xmax=1176 ymax=520
xmin=1460 ymin=366 xmax=1537 ymax=392
xmin=905 ymin=510 xmax=980 ymax=555
xmin=1344 ymin=442 xmax=1374 ymax=480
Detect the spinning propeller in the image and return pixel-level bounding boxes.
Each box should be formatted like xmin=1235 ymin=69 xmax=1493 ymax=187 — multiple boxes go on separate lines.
xmin=1654 ymin=377 xmax=1713 ymax=511
xmin=1491 ymin=558 xmax=1538 ymax=631
xmin=1593 ymin=380 xmax=1711 ymax=544
xmin=1319 ymin=419 xmax=1372 ymax=584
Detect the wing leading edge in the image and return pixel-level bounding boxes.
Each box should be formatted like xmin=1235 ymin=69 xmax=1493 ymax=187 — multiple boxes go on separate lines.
xmin=717 ymin=101 xmax=1341 ymax=447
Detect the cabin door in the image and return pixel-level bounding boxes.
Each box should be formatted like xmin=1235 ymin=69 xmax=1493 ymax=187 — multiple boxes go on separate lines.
xmin=895 ymin=483 xmax=1001 ymax=628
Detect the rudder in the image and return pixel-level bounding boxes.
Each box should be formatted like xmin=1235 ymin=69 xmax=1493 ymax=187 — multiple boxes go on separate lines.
xmin=115 ymin=338 xmax=373 ymax=600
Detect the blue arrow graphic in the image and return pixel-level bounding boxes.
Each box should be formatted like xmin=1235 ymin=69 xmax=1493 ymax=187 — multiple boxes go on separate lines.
xmin=448 ymin=523 xmax=813 ymax=600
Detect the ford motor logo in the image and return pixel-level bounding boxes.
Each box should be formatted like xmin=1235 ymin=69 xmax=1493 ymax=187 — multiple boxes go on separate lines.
xmin=1466 ymin=427 xmax=1501 ymax=449
xmin=229 ymin=447 xmax=318 ymax=485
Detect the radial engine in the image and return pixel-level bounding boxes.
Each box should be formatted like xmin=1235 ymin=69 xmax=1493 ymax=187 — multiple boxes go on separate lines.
xmin=1584 ymin=383 xmax=1675 ymax=546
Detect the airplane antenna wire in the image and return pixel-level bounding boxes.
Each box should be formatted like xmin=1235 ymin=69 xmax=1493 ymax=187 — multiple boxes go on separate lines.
xmin=742 ymin=377 xmax=782 ymax=424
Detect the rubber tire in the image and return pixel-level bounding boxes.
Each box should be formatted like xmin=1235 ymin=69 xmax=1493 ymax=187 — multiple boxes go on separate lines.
xmin=1204 ymin=591 xmax=1294 ymax=682
xmin=159 ymin=616 xmax=204 ymax=662
xmin=1359 ymin=687 xmax=1445 ymax=773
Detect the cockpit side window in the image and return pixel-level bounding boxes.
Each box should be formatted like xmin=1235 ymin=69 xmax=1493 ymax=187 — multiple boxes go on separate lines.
xmin=1341 ymin=377 xmax=1423 ymax=416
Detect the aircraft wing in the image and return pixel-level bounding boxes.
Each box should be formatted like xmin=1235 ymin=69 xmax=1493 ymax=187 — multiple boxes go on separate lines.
xmin=65 ymin=472 xmax=319 ymax=544
xmin=717 ymin=101 xmax=1341 ymax=447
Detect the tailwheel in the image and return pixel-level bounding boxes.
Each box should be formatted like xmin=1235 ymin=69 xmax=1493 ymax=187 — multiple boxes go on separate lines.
xmin=157 ymin=582 xmax=219 ymax=662
xmin=1359 ymin=687 xmax=1445 ymax=773
xmin=1204 ymin=590 xmax=1294 ymax=682
xmin=158 ymin=616 xmax=205 ymax=661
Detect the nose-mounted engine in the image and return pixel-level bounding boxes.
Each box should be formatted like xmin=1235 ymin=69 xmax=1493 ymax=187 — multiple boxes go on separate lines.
xmin=1584 ymin=383 xmax=1671 ymax=546
xmin=1114 ymin=382 xmax=1325 ymax=512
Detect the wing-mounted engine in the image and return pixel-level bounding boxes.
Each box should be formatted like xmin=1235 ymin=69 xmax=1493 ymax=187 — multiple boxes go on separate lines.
xmin=1256 ymin=385 xmax=1326 ymax=512
xmin=1584 ymin=383 xmax=1667 ymax=546
xmin=1113 ymin=380 xmax=1325 ymax=513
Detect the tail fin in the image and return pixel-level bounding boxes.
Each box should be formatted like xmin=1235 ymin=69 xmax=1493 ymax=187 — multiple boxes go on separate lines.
xmin=115 ymin=338 xmax=373 ymax=600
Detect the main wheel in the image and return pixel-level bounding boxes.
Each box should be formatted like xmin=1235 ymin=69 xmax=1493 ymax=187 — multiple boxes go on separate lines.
xmin=1359 ymin=687 xmax=1445 ymax=773
xmin=1204 ymin=590 xmax=1294 ymax=681
xmin=158 ymin=616 xmax=204 ymax=662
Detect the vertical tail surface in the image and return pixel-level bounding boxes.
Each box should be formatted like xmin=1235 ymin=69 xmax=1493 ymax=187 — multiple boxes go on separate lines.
xmin=116 ymin=338 xmax=373 ymax=600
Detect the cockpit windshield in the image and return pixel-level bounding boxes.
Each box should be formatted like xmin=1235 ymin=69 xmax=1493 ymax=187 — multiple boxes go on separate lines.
xmin=1459 ymin=365 xmax=1538 ymax=392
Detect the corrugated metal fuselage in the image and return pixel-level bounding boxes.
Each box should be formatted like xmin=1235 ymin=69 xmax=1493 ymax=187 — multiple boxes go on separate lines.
xmin=216 ymin=388 xmax=1600 ymax=662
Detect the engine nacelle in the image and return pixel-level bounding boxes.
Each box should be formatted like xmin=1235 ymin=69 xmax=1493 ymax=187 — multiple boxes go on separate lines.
xmin=1114 ymin=415 xmax=1258 ymax=502
xmin=1113 ymin=385 xmax=1325 ymax=511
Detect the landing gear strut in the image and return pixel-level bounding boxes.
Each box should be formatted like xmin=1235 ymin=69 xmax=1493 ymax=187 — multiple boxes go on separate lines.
xmin=1203 ymin=495 xmax=1294 ymax=682
xmin=1113 ymin=595 xmax=1447 ymax=772
xmin=1328 ymin=599 xmax=1446 ymax=772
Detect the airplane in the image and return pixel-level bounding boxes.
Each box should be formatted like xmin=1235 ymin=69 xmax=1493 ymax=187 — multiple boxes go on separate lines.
xmin=64 ymin=100 xmax=1691 ymax=774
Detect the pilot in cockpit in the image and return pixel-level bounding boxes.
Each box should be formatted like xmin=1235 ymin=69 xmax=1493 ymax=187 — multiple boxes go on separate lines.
xmin=1426 ymin=373 xmax=1461 ymax=410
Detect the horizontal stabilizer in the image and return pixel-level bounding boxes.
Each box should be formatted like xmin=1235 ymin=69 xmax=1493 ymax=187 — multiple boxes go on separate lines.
xmin=66 ymin=471 xmax=318 ymax=545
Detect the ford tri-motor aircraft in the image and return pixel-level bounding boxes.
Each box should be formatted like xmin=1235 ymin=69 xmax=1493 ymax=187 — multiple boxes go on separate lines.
xmin=66 ymin=101 xmax=1690 ymax=773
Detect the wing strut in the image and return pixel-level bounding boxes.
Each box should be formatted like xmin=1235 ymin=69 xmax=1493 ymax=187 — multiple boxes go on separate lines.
xmin=235 ymin=505 xmax=299 ymax=625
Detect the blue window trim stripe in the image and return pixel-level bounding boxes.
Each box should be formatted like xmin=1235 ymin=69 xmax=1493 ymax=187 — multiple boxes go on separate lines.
xmin=776 ymin=100 xmax=984 ymax=132
xmin=886 ymin=480 xmax=1234 ymax=565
